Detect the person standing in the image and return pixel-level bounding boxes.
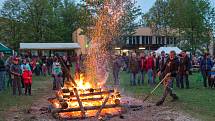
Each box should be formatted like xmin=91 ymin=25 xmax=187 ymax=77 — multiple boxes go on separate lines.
xmin=129 ymin=52 xmax=139 ymax=86
xmin=22 ymin=66 xmax=32 ymax=95
xmin=0 ymin=52 xmax=6 ymax=91
xmin=156 ymin=51 xmax=179 ymax=106
xmin=113 ymin=55 xmax=122 ymax=85
xmin=200 ymin=52 xmax=214 ymax=87
xmin=178 ymin=51 xmax=190 ymax=89
xmin=146 ymin=53 xmax=155 ymax=86
xmin=10 ymin=57 xmax=22 ymax=95
xmin=158 ymin=51 xmax=167 ymax=80
xmin=5 ymin=56 xmax=13 ymax=87
xmin=138 ymin=52 xmax=146 ymax=85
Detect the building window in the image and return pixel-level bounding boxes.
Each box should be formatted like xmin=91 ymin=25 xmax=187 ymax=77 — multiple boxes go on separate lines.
xmin=149 ymin=36 xmax=152 ymax=44
xmin=166 ymin=37 xmax=170 ymax=45
xmin=146 ymin=36 xmax=149 ymax=44
xmin=136 ymin=36 xmax=140 ymax=45
xmin=142 ymin=36 xmax=145 ymax=44
xmin=133 ymin=36 xmax=136 ymax=45
xmin=162 ymin=36 xmax=165 ymax=45
xmin=129 ymin=36 xmax=132 ymax=45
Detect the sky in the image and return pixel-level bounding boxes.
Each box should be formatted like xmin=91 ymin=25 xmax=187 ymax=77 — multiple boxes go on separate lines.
xmin=0 ymin=0 xmax=156 ymax=13
xmin=0 ymin=0 xmax=215 ymax=14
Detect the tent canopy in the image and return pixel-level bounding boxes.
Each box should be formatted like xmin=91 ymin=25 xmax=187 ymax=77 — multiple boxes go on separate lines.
xmin=20 ymin=43 xmax=80 ymax=50
xmin=0 ymin=43 xmax=12 ymax=54
xmin=155 ymin=47 xmax=182 ymax=54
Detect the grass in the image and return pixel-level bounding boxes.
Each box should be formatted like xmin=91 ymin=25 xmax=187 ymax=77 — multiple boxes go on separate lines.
xmin=0 ymin=75 xmax=52 ymax=120
xmin=0 ymin=70 xmax=215 ymax=121
xmin=117 ymin=71 xmax=215 ymax=121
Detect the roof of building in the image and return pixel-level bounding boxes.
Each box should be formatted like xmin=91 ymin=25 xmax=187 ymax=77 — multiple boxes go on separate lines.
xmin=133 ymin=27 xmax=177 ymax=36
xmin=134 ymin=27 xmax=153 ymax=36
xmin=20 ymin=43 xmax=81 ymax=50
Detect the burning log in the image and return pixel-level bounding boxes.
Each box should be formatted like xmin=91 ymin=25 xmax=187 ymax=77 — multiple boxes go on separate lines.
xmin=73 ymin=88 xmax=86 ymax=118
xmin=60 ymin=102 xmax=68 ymax=109
xmin=63 ymin=90 xmax=114 ymax=98
xmin=69 ymin=97 xmax=104 ymax=102
xmin=51 ymin=104 xmax=121 ymax=114
xmin=96 ymin=93 xmax=111 ymax=118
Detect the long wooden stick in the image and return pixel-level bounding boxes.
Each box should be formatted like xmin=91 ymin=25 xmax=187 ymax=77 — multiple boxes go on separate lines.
xmin=57 ymin=55 xmax=77 ymax=87
xmin=95 ymin=93 xmax=111 ymax=118
xmin=74 ymin=88 xmax=86 ymax=118
xmin=143 ymin=74 xmax=170 ymax=102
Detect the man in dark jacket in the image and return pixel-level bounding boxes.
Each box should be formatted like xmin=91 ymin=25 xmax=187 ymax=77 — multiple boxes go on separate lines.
xmin=200 ymin=52 xmax=214 ymax=87
xmin=178 ymin=51 xmax=190 ymax=89
xmin=129 ymin=52 xmax=139 ymax=86
xmin=156 ymin=50 xmax=179 ymax=106
xmin=0 ymin=52 xmax=6 ymax=91
xmin=10 ymin=57 xmax=22 ymax=95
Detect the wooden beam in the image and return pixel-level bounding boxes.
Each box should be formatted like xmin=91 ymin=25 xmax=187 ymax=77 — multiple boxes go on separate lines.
xmin=73 ymin=88 xmax=86 ymax=118
xmin=51 ymin=104 xmax=121 ymax=113
xmin=95 ymin=93 xmax=111 ymax=118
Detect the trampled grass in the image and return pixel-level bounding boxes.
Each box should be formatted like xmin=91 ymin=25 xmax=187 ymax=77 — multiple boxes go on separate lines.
xmin=0 ymin=75 xmax=52 ymax=120
xmin=117 ymin=71 xmax=215 ymax=121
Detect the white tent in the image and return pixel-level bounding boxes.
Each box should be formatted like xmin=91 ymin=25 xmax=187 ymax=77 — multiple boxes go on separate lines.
xmin=20 ymin=43 xmax=80 ymax=50
xmin=155 ymin=47 xmax=182 ymax=54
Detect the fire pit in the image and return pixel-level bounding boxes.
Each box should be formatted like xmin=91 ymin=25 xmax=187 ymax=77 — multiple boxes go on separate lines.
xmin=48 ymin=74 xmax=127 ymax=120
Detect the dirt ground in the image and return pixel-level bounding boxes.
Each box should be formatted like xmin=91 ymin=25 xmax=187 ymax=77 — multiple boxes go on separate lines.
xmin=4 ymin=89 xmax=199 ymax=121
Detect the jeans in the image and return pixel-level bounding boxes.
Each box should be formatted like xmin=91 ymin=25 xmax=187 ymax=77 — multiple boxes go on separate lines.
xmin=12 ymin=79 xmax=22 ymax=95
xmin=202 ymin=70 xmax=209 ymax=87
xmin=176 ymin=75 xmax=180 ymax=88
xmin=179 ymin=74 xmax=189 ymax=88
xmin=147 ymin=69 xmax=154 ymax=85
xmin=158 ymin=79 xmax=177 ymax=103
xmin=130 ymin=73 xmax=137 ymax=86
xmin=138 ymin=71 xmax=145 ymax=85
xmin=113 ymin=70 xmax=120 ymax=85
xmin=0 ymin=71 xmax=6 ymax=91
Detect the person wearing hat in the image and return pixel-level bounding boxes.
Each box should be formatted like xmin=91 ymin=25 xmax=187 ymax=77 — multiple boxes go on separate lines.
xmin=10 ymin=57 xmax=22 ymax=95
xmin=0 ymin=52 xmax=6 ymax=91
xmin=200 ymin=52 xmax=214 ymax=87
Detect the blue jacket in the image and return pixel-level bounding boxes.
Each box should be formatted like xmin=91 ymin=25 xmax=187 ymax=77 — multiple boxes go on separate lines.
xmin=200 ymin=58 xmax=214 ymax=71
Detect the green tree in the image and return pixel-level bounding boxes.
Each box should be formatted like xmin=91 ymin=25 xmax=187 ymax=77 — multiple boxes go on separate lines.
xmin=0 ymin=0 xmax=24 ymax=49
xmin=143 ymin=0 xmax=215 ymax=53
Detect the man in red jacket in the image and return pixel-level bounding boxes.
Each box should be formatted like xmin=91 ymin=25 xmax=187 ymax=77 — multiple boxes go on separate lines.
xmin=146 ymin=53 xmax=155 ymax=86
xmin=138 ymin=52 xmax=146 ymax=85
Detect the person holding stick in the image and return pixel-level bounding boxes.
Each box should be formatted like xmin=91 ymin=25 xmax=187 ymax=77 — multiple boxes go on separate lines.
xmin=156 ymin=50 xmax=179 ymax=106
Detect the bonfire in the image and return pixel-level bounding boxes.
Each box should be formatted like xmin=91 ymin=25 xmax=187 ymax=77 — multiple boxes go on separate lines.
xmin=48 ymin=0 xmax=142 ymax=120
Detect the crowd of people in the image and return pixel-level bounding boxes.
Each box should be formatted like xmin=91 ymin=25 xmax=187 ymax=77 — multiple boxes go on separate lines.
xmin=0 ymin=52 xmax=79 ymax=95
xmin=112 ymin=50 xmax=215 ymax=89
xmin=0 ymin=50 xmax=215 ymax=101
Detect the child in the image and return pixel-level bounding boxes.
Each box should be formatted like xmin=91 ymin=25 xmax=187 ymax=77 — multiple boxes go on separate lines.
xmin=22 ymin=66 xmax=32 ymax=95
xmin=42 ymin=63 xmax=48 ymax=76
xmin=52 ymin=62 xmax=63 ymax=90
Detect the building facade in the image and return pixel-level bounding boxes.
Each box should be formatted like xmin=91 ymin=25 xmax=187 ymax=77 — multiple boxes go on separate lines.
xmin=124 ymin=27 xmax=177 ymax=50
